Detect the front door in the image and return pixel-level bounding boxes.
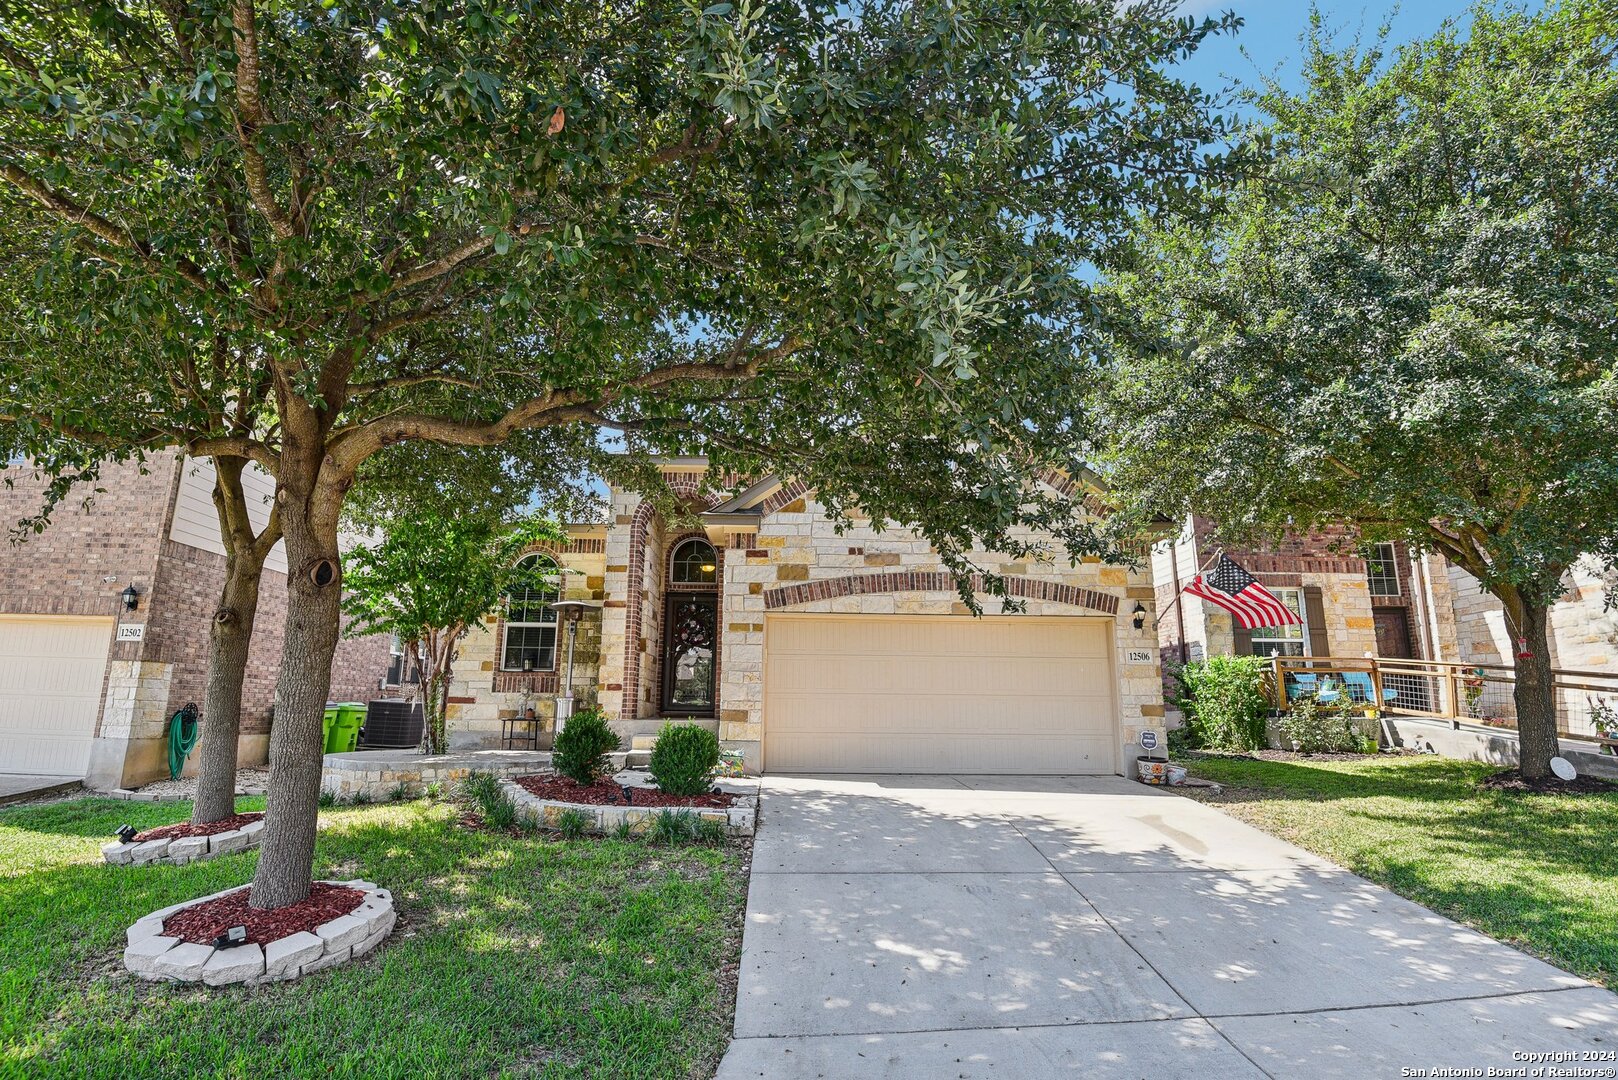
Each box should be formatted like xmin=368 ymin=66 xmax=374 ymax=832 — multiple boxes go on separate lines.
xmin=662 ymin=594 xmax=717 ymax=715
xmin=1372 ymin=607 xmax=1415 ymax=659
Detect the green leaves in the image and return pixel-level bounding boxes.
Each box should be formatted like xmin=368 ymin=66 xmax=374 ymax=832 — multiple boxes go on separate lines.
xmin=1100 ymin=0 xmax=1618 ymax=606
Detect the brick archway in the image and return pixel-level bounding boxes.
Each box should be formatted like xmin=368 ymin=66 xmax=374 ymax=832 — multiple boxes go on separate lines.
xmin=762 ymin=572 xmax=1120 ymax=615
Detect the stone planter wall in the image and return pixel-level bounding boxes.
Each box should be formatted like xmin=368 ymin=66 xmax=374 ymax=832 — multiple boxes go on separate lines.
xmin=320 ymin=749 xmax=592 ymax=802
xmin=499 ymin=778 xmax=757 ymax=836
xmin=123 ymin=879 xmax=395 ymax=986
xmin=102 ymin=819 xmax=263 ymax=866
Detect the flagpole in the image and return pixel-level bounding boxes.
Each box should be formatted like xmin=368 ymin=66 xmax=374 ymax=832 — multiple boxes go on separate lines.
xmin=1153 ymin=547 xmax=1223 ymax=631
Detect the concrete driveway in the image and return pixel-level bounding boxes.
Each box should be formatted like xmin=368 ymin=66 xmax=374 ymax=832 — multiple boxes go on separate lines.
xmin=718 ymin=774 xmax=1618 ymax=1079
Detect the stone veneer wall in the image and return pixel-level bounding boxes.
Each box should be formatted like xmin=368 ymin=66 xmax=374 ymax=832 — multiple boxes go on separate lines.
xmin=1446 ymin=555 xmax=1618 ymax=674
xmin=443 ymin=530 xmax=608 ymax=749
xmin=716 ymin=496 xmax=1166 ymax=774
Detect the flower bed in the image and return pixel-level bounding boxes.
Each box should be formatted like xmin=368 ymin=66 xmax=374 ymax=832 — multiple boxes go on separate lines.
xmin=134 ymin=812 xmax=264 ymax=843
xmin=123 ymin=879 xmax=394 ymax=986
xmin=500 ymin=776 xmax=758 ymax=837
xmin=103 ymin=815 xmax=265 ymax=866
xmin=513 ymin=774 xmax=736 ymax=808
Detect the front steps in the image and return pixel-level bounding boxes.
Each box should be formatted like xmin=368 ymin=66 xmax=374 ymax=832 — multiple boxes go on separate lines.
xmin=619 ymin=717 xmax=720 ymax=768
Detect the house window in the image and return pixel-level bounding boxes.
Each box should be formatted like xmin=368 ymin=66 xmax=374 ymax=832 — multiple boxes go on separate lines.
xmin=1248 ymin=588 xmax=1308 ymax=657
xmin=1365 ymin=543 xmax=1400 ymax=596
xmin=670 ymin=538 xmax=717 ymax=585
xmin=383 ymin=634 xmax=418 ymax=686
xmin=502 ymin=554 xmax=559 ymax=671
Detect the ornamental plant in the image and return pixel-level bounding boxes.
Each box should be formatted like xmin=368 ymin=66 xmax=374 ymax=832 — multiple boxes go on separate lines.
xmin=1173 ymin=655 xmax=1271 ymax=752
xmin=648 ymin=723 xmax=722 ymax=798
xmin=552 ymin=706 xmax=621 ymax=786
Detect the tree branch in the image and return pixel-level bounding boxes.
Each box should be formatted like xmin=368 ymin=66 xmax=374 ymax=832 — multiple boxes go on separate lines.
xmin=1 ymin=163 xmax=220 ymax=296
xmin=229 ymin=0 xmax=296 ymax=240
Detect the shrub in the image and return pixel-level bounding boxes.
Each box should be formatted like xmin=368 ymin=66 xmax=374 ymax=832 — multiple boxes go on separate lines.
xmin=318 ymin=789 xmax=337 ymax=809
xmin=1277 ymin=693 xmax=1361 ymax=754
xmin=649 ymin=808 xmax=701 ymax=845
xmin=611 ymin=817 xmax=637 ymax=841
xmin=461 ymin=770 xmax=519 ymax=830
xmin=554 ymin=808 xmax=594 ymax=840
xmin=1173 ymin=655 xmax=1270 ymax=752
xmin=648 ymin=723 xmax=721 ymax=797
xmin=552 ymin=706 xmax=621 ymax=785
xmin=388 ymin=781 xmax=411 ymax=803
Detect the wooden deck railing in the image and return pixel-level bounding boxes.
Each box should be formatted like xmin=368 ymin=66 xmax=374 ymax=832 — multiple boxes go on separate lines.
xmin=1268 ymin=655 xmax=1618 ymax=743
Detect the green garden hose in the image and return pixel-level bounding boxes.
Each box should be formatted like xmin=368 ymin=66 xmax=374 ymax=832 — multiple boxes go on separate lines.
xmin=168 ymin=703 xmax=200 ymax=779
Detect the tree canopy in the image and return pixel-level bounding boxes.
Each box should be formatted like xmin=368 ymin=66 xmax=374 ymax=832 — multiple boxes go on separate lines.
xmin=0 ymin=0 xmax=1241 ymax=905
xmin=1098 ymin=0 xmax=1618 ymax=776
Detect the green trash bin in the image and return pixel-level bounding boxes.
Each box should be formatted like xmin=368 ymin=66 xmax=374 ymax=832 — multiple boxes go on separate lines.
xmin=322 ymin=705 xmax=339 ymax=752
xmin=326 ymin=702 xmax=367 ymax=754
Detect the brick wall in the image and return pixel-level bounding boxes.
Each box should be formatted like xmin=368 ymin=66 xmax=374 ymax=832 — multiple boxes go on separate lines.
xmin=0 ymin=454 xmax=176 ymax=621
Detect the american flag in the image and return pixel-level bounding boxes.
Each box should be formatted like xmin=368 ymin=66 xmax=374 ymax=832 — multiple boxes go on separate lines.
xmin=1185 ymin=554 xmax=1302 ymax=630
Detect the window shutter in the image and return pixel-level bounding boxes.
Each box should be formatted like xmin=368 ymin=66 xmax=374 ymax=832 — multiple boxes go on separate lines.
xmin=1304 ymin=586 xmax=1330 ymax=657
xmin=1232 ymin=623 xmax=1253 ymax=655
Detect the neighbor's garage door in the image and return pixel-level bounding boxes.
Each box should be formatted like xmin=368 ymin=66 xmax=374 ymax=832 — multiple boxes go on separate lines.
xmin=0 ymin=616 xmax=114 ymax=776
xmin=763 ymin=614 xmax=1117 ymax=774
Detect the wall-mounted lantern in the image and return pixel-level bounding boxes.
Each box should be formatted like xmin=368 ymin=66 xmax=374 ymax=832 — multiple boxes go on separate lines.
xmin=121 ymin=584 xmax=140 ymax=611
xmin=1132 ymin=602 xmax=1147 ymax=631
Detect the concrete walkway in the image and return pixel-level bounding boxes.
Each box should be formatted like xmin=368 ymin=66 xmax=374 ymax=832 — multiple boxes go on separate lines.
xmin=0 ymin=773 xmax=80 ymax=806
xmin=718 ymin=774 xmax=1618 ymax=1079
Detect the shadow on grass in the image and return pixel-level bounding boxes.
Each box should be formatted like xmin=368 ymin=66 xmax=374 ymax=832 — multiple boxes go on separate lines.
xmin=0 ymin=798 xmax=747 ymax=1080
xmin=0 ymin=796 xmax=266 ymax=842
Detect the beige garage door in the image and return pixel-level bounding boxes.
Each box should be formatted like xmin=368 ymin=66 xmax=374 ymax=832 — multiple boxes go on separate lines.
xmin=763 ymin=614 xmax=1117 ymax=774
xmin=0 ymin=616 xmax=114 ymax=776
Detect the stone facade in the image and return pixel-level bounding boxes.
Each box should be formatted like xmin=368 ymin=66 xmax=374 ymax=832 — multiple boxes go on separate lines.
xmin=1447 ymin=555 xmax=1618 ymax=673
xmin=441 ymin=527 xmax=608 ymax=750
xmin=441 ymin=461 xmax=1170 ymax=776
xmin=0 ymin=453 xmax=392 ymax=789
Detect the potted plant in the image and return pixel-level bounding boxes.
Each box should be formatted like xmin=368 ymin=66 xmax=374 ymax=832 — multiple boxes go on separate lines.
xmin=1590 ymin=696 xmax=1618 ymax=752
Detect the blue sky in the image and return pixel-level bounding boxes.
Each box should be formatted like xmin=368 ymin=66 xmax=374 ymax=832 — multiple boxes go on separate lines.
xmin=1171 ymin=2 xmax=1480 ymax=102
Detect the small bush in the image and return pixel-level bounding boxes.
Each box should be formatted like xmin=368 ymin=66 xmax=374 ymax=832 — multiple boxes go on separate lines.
xmin=424 ymin=781 xmax=443 ymax=801
xmin=1277 ymin=694 xmax=1361 ymax=754
xmin=555 ymin=808 xmax=593 ymax=840
xmin=1174 ymin=656 xmax=1270 ymax=752
xmin=351 ymin=789 xmax=373 ymax=806
xmin=387 ymin=781 xmax=411 ymax=803
xmin=318 ymin=790 xmax=337 ymax=809
xmin=611 ymin=818 xmax=637 ymax=841
xmin=695 ymin=817 xmax=727 ymax=845
xmin=649 ymin=809 xmax=701 ymax=845
xmin=461 ymin=770 xmax=519 ymax=830
xmin=648 ymin=723 xmax=721 ymax=797
xmin=552 ymin=706 xmax=621 ymax=785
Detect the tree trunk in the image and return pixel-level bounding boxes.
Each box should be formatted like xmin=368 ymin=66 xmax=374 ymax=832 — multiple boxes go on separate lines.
xmin=1511 ymin=600 xmax=1560 ymax=780
xmin=191 ymin=544 xmax=267 ymax=823
xmin=250 ymin=471 xmax=346 ymax=910
xmin=193 ymin=456 xmax=276 ymax=825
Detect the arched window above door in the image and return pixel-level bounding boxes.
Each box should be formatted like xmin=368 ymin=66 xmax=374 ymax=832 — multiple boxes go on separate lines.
xmin=670 ymin=538 xmax=717 ymax=585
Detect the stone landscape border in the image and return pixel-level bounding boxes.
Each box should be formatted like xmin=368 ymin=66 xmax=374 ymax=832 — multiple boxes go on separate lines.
xmin=103 ymin=817 xmax=338 ymax=866
xmin=102 ymin=818 xmax=264 ymax=866
xmin=499 ymin=778 xmax=758 ymax=836
xmin=123 ymin=879 xmax=395 ymax=986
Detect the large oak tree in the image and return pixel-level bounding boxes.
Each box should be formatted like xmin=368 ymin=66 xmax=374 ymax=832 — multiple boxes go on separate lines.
xmin=1099 ymin=1 xmax=1618 ymax=779
xmin=1 ymin=0 xmax=1237 ymax=906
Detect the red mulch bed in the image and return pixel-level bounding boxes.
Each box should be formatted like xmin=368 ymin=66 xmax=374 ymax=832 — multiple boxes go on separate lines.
xmin=134 ymin=812 xmax=264 ymax=842
xmin=1479 ymin=768 xmax=1617 ymax=795
xmin=162 ymin=882 xmax=366 ymax=946
xmin=514 ymin=774 xmax=736 ymax=808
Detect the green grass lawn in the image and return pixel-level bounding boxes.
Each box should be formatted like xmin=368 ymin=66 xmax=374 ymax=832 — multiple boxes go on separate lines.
xmin=1176 ymin=752 xmax=1618 ymax=988
xmin=0 ymin=794 xmax=748 ymax=1079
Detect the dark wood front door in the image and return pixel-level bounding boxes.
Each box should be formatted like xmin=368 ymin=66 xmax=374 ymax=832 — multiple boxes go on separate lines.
xmin=1372 ymin=606 xmax=1415 ymax=659
xmin=662 ymin=593 xmax=717 ymax=715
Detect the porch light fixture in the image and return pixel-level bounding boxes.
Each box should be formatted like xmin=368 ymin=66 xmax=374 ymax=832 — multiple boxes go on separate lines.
xmin=1132 ymin=602 xmax=1147 ymax=630
xmin=121 ymin=584 xmax=140 ymax=611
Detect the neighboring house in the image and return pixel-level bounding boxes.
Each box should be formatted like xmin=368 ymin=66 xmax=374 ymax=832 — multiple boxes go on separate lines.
xmin=1154 ymin=514 xmax=1618 ymax=675
xmin=0 ymin=454 xmax=392 ymax=789
xmin=1153 ymin=517 xmax=1431 ymax=664
xmin=444 ymin=459 xmax=1167 ymax=776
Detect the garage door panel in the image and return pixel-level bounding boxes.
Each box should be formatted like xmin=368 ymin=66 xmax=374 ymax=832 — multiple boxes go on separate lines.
xmin=0 ymin=616 xmax=113 ymax=777
xmin=764 ymin=614 xmax=1117 ymax=775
